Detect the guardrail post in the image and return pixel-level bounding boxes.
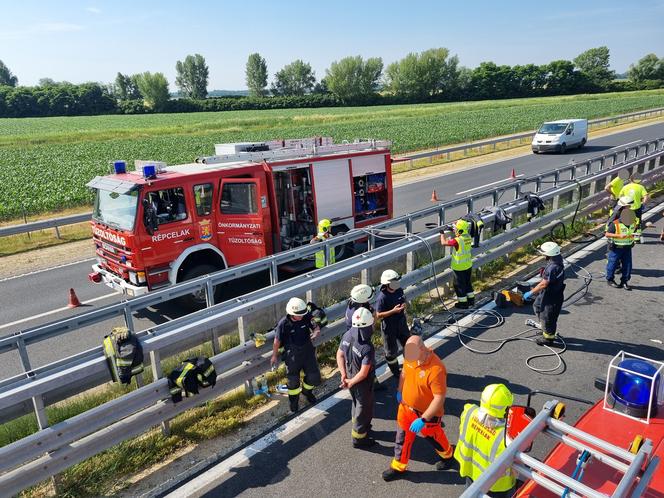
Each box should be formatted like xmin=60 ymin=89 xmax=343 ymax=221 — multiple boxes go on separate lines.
xmin=123 ymin=306 xmax=134 ymax=334
xmin=205 ymin=280 xmax=215 ymax=307
xmin=15 ymin=335 xmax=32 ymax=372
xmin=237 ymin=316 xmax=254 ymax=396
xmin=585 ymin=161 xmax=591 ymax=176
xmin=54 ymin=226 xmax=61 ymax=239
xmin=467 ymin=198 xmax=474 ymax=214
xmin=405 ymin=218 xmax=415 ymax=273
xmin=269 ymin=260 xmax=279 ymax=285
xmin=513 ymin=183 xmax=521 ymax=201
xmin=149 ymin=350 xmax=170 ymax=436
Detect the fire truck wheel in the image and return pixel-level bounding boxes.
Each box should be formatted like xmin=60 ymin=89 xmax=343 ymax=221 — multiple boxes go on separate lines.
xmin=178 ymin=264 xmax=222 ymax=310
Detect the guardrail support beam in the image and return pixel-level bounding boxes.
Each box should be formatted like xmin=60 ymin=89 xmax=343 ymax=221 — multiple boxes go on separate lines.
xmin=149 ymin=350 xmax=170 ymax=436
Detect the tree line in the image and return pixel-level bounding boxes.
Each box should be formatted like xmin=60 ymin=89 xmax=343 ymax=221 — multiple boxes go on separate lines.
xmin=0 ymin=48 xmax=663 ymax=118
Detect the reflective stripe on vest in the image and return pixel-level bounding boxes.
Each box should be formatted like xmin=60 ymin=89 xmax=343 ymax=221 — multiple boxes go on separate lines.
xmin=315 ymin=234 xmax=336 ymax=268
xmin=612 ymin=221 xmax=634 ymax=246
xmin=454 ymin=404 xmax=516 ymax=493
xmin=451 ymin=236 xmax=472 ymax=271
xmin=176 ymin=363 xmax=196 ymax=389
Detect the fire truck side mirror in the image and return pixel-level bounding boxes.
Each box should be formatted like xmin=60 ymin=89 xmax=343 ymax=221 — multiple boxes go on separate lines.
xmin=142 ymin=198 xmax=159 ymax=235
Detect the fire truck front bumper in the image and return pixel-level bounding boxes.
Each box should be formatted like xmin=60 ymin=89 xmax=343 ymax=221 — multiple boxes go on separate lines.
xmin=89 ymin=264 xmax=149 ymax=297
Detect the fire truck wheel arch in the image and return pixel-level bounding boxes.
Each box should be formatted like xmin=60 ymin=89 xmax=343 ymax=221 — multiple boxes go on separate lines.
xmin=170 ymin=244 xmax=228 ymax=285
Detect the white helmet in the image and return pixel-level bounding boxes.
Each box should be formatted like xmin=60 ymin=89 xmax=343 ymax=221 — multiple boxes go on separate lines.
xmin=286 ymin=297 xmax=308 ymax=316
xmin=350 ymin=284 xmax=374 ymax=304
xmin=539 ymin=241 xmax=560 ymax=257
xmin=617 ymin=195 xmax=634 ymax=207
xmin=380 ymin=269 xmax=401 ymax=285
xmin=352 ymin=307 xmax=374 ymax=327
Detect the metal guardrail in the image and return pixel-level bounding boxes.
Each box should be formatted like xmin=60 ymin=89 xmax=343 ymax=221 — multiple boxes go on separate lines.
xmin=0 ymin=145 xmax=663 ymax=494
xmin=1 ymin=137 xmax=663 ymax=426
xmin=392 ymin=107 xmax=664 ymax=165
xmin=1 ymin=150 xmax=663 ymax=495
xmin=1 ymin=107 xmax=662 ymax=239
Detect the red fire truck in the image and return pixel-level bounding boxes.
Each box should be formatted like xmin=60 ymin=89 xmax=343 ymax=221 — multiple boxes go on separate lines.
xmin=87 ymin=137 xmax=393 ymax=307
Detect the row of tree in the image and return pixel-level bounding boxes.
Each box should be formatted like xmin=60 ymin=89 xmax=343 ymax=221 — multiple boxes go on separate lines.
xmin=1 ymin=49 xmax=663 ymax=118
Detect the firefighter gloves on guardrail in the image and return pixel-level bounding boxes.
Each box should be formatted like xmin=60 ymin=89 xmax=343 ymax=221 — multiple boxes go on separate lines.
xmin=103 ymin=327 xmax=144 ymax=385
xmin=167 ymin=356 xmax=217 ymax=403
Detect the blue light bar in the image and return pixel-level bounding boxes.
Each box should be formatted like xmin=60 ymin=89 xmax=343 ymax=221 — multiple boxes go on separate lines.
xmin=612 ymin=359 xmax=659 ymax=409
xmin=113 ymin=161 xmax=126 ymax=174
xmin=142 ymin=164 xmax=157 ymax=179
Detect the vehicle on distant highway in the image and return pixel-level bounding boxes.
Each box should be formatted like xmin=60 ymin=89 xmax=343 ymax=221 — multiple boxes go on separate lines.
xmin=86 ymin=137 xmax=393 ymax=308
xmin=532 ymin=119 xmax=588 ymax=154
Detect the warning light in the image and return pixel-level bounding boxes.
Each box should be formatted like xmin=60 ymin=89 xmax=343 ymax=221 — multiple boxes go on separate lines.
xmin=142 ymin=164 xmax=157 ymax=179
xmin=113 ymin=161 xmax=127 ymax=174
xmin=611 ymin=359 xmax=660 ymax=418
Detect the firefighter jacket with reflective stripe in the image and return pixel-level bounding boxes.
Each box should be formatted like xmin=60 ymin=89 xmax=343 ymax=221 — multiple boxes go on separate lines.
xmin=454 ymin=404 xmax=516 ymax=492
xmin=307 ymin=301 xmax=328 ymax=328
xmin=103 ymin=332 xmax=144 ymax=385
xmin=451 ymin=236 xmax=473 ymax=271
xmin=167 ymin=357 xmax=217 ymax=403
xmin=314 ymin=233 xmax=335 ymax=268
xmin=609 ymin=220 xmax=635 ymax=246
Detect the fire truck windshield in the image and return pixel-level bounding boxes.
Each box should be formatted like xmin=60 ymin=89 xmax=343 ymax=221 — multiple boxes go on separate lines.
xmin=93 ymin=189 xmax=139 ymax=231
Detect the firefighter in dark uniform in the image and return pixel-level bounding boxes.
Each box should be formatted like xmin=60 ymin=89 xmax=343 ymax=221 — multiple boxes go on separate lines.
xmin=271 ymin=297 xmax=321 ymax=412
xmin=344 ymin=284 xmax=375 ymax=329
xmin=524 ymin=242 xmax=566 ymax=346
xmin=375 ymin=269 xmax=410 ymax=377
xmin=337 ymin=307 xmax=377 ymax=449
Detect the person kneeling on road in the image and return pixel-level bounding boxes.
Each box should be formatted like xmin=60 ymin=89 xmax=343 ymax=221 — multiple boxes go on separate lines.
xmin=337 ymin=307 xmax=377 ymax=449
xmin=605 ymin=206 xmax=637 ymax=291
xmin=375 ymin=269 xmax=410 ymax=378
xmin=455 ymin=384 xmax=517 ymax=498
xmin=271 ymin=297 xmax=321 ymax=413
xmin=382 ymin=336 xmax=454 ymax=481
xmin=524 ymin=241 xmax=566 ymax=346
xmin=440 ymin=219 xmax=475 ymax=309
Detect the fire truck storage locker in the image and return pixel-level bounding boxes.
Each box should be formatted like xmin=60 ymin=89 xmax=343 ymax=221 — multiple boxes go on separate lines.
xmin=350 ymin=153 xmax=389 ymax=223
xmin=310 ymin=158 xmax=354 ymax=231
xmin=271 ymin=165 xmax=317 ymax=251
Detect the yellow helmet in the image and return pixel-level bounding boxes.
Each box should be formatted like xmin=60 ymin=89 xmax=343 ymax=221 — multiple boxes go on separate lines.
xmin=480 ymin=383 xmax=513 ymax=418
xmin=318 ymin=219 xmax=332 ymax=233
xmin=455 ymin=219 xmax=470 ymax=234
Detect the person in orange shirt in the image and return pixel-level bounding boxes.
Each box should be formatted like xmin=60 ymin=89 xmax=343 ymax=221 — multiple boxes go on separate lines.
xmin=382 ymin=335 xmax=454 ymax=481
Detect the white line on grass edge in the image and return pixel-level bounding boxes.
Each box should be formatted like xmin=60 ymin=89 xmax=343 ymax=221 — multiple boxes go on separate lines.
xmin=161 ymin=200 xmax=664 ymax=498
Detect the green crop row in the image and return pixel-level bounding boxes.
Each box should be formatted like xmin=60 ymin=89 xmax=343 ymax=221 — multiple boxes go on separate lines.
xmin=1 ymin=89 xmax=663 ymax=220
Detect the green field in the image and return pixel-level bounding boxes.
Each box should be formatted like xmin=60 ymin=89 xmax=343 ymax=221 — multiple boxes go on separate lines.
xmin=1 ymin=89 xmax=664 ymax=220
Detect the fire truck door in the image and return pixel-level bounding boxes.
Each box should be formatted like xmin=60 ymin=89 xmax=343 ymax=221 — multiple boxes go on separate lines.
xmin=217 ymin=178 xmax=272 ymax=266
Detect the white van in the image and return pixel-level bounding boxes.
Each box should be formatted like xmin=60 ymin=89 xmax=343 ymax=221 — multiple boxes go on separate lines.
xmin=531 ymin=119 xmax=588 ymax=154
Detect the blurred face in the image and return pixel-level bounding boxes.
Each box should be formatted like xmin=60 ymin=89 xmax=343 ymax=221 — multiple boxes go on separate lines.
xmin=388 ymin=280 xmax=400 ymax=291
xmin=290 ymin=314 xmax=304 ymax=322
xmin=620 ymin=208 xmax=636 ymax=225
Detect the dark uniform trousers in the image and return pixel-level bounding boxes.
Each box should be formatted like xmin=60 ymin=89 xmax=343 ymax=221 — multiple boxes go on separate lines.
xmin=381 ymin=316 xmax=410 ymax=376
xmin=453 ymin=268 xmax=474 ymax=304
xmin=350 ymin=373 xmax=375 ymax=439
xmin=533 ymin=290 xmax=564 ymax=340
xmin=285 ymin=342 xmax=321 ymax=396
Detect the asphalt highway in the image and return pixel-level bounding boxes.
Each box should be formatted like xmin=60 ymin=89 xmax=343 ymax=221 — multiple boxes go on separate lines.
xmin=1 ymin=122 xmax=663 ymax=377
xmin=170 ymin=203 xmax=664 ymax=498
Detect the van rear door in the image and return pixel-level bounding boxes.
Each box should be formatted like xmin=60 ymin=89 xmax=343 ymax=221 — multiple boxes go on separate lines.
xmin=217 ymin=177 xmax=273 ymax=265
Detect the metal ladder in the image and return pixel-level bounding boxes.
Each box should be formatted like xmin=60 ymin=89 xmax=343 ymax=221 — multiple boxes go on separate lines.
xmin=460 ymin=400 xmax=657 ymax=498
xmin=194 ymin=138 xmax=392 ymax=165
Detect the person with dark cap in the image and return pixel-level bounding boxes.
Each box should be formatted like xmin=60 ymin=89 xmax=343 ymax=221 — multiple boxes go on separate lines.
xmin=337 ymin=307 xmax=377 ymax=449
xmin=271 ymin=297 xmax=321 ymax=412
xmin=524 ymin=241 xmax=566 ymax=346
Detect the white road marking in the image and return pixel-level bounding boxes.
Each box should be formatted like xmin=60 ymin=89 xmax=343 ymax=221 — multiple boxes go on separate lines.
xmin=455 ymin=174 xmax=524 ymax=196
xmin=0 ymin=258 xmax=96 ymax=283
xmin=0 ymin=292 xmax=117 ymax=331
xmin=610 ymin=139 xmax=641 ymax=149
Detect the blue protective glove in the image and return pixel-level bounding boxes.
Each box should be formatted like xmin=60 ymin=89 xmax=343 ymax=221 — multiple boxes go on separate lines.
xmin=523 ymin=291 xmax=533 ymax=301
xmin=409 ymin=417 xmax=426 ymax=434
xmin=396 ymin=391 xmax=402 ymax=404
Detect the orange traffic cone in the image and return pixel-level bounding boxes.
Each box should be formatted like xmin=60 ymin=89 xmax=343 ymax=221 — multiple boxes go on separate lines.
xmin=67 ymin=288 xmax=82 ymax=308
xmin=431 ymin=189 xmax=440 ymax=202
xmin=510 ymin=168 xmax=517 ymax=180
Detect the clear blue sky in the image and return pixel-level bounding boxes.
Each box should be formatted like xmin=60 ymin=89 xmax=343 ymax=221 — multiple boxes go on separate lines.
xmin=2 ymin=0 xmax=663 ymax=90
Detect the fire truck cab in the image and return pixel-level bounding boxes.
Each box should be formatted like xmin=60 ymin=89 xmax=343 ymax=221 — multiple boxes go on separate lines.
xmin=87 ymin=137 xmax=393 ymax=306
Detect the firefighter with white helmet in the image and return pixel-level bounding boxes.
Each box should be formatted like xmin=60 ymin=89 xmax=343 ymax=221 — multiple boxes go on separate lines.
xmin=440 ymin=218 xmax=476 ymax=308
xmin=523 ymin=241 xmax=566 ymax=346
xmin=375 ymin=269 xmax=410 ymax=377
xmin=619 ymin=172 xmax=649 ymax=243
xmin=455 ymin=384 xmax=517 ymax=497
xmin=271 ymin=297 xmax=321 ymax=412
xmin=337 ymin=307 xmax=377 ymax=448
xmin=345 ymin=284 xmax=376 ymax=329
xmin=310 ymin=218 xmax=335 ymax=268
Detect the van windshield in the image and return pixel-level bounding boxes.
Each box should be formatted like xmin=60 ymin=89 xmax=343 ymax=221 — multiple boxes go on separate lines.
xmin=93 ymin=189 xmax=139 ymax=231
xmin=538 ymin=123 xmax=568 ymax=134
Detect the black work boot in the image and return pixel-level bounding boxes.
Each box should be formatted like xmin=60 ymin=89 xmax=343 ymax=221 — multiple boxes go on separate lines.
xmin=288 ymin=394 xmax=299 ymax=413
xmin=467 ymin=296 xmax=475 ymax=307
xmin=353 ymin=437 xmax=376 ymax=449
xmin=607 ymin=279 xmax=622 ymax=288
xmin=536 ymin=335 xmax=556 ymax=346
xmin=382 ymin=467 xmax=405 ymax=482
xmin=622 ymin=282 xmax=632 ymax=291
xmin=302 ymin=388 xmax=316 ymax=404
xmin=454 ymin=301 xmax=468 ymax=310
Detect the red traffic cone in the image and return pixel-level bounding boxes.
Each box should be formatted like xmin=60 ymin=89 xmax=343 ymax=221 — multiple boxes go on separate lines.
xmin=431 ymin=189 xmax=440 ymax=202
xmin=67 ymin=288 xmax=82 ymax=308
xmin=510 ymin=168 xmax=517 ymax=180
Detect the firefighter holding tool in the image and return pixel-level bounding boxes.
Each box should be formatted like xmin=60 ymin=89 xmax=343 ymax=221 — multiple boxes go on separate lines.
xmin=271 ymin=297 xmax=321 ymax=413
xmin=311 ymin=218 xmax=335 ymax=268
xmin=455 ymin=383 xmax=517 ymax=498
xmin=440 ymin=219 xmax=475 ymax=309
xmin=337 ymin=307 xmax=377 ymax=449
xmin=382 ymin=335 xmax=454 ymax=481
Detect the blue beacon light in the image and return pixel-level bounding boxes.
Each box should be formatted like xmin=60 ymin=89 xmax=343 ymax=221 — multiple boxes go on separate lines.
xmin=611 ymin=359 xmax=660 ymax=417
xmin=113 ymin=161 xmax=127 ymax=174
xmin=142 ymin=164 xmax=157 ymax=179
